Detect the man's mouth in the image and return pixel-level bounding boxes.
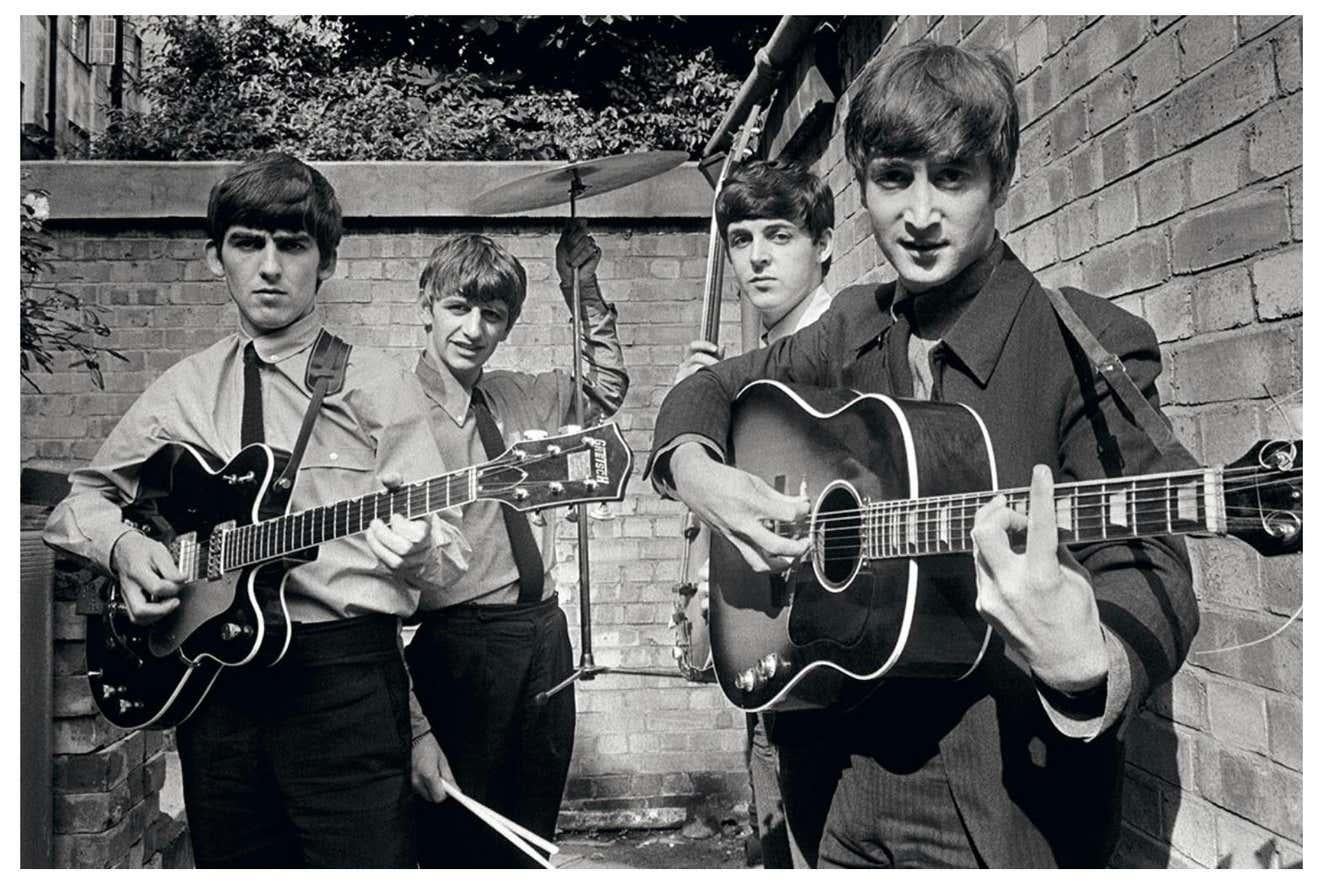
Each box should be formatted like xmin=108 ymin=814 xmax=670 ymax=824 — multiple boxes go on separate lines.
xmin=900 ymin=240 xmax=946 ymax=253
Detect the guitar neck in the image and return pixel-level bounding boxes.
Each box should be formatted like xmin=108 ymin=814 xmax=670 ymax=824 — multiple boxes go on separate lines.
xmin=856 ymin=466 xmax=1228 ymax=559
xmin=223 ymin=466 xmax=480 ymax=571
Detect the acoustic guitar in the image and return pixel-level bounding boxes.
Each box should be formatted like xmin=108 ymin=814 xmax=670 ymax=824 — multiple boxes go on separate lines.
xmin=709 ymin=380 xmax=1302 ymax=712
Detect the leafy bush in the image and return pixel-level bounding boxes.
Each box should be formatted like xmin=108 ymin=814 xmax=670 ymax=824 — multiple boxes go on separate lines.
xmin=20 ymin=190 xmax=125 ymax=390
xmin=93 ymin=16 xmax=771 ymax=161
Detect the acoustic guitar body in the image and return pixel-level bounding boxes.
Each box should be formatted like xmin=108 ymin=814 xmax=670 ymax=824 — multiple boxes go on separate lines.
xmin=709 ymin=380 xmax=995 ymax=712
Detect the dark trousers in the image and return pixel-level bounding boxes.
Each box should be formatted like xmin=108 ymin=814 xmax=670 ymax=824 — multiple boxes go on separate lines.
xmin=747 ymin=712 xmax=795 ymax=867
xmin=175 ymin=615 xmax=414 ymax=868
xmin=406 ymin=596 xmax=576 ymax=868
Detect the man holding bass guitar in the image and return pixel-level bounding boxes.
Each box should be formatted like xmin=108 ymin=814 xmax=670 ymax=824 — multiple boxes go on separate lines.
xmin=649 ymin=43 xmax=1198 ymax=867
xmin=674 ymin=159 xmax=835 ymax=868
xmin=44 ymin=154 xmax=471 ymax=867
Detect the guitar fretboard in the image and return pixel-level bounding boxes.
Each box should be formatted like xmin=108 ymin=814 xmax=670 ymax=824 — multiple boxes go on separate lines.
xmin=220 ymin=466 xmax=480 ymax=572
xmin=848 ymin=467 xmax=1224 ymax=559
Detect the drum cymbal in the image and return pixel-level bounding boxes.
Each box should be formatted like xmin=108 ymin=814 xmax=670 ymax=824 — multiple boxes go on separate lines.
xmin=466 ymin=150 xmax=688 ymax=215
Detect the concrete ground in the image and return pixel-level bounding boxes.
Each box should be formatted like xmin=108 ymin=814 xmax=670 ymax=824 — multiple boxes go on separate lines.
xmin=551 ymin=825 xmax=754 ymax=869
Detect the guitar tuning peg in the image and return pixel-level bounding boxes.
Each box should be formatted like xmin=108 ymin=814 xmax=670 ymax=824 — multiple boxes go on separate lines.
xmin=589 ymin=503 xmax=614 ymax=521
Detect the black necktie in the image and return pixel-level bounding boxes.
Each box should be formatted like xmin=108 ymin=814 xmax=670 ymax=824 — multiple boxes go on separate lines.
xmin=241 ymin=341 xmax=265 ymax=446
xmin=470 ymin=387 xmax=545 ymax=603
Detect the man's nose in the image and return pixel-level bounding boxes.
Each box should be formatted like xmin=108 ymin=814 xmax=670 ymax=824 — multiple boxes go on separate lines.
xmin=462 ymin=312 xmax=484 ymax=336
xmin=749 ymin=235 xmax=771 ymax=266
xmin=258 ymin=243 xmax=282 ymax=280
xmin=903 ymin=179 xmax=941 ymax=230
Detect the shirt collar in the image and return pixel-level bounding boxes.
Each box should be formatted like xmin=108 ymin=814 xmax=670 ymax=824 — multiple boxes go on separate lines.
xmin=239 ymin=306 xmax=323 ymax=366
xmin=934 ymin=241 xmax=1034 ymax=387
xmin=762 ymin=283 xmax=833 ymax=345
xmin=415 ymin=348 xmax=478 ymax=423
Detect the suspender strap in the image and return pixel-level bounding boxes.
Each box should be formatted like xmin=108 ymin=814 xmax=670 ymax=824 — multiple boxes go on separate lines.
xmin=1043 ymin=286 xmax=1196 ymax=466
xmin=273 ymin=329 xmax=353 ymax=493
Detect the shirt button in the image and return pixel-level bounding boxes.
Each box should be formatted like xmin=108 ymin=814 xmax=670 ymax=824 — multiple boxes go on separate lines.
xmin=330 ymin=452 xmax=339 ymax=461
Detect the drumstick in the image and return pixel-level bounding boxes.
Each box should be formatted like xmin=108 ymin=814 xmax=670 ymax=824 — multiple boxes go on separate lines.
xmin=440 ymin=780 xmax=559 ymax=855
xmin=440 ymin=779 xmax=559 ymax=867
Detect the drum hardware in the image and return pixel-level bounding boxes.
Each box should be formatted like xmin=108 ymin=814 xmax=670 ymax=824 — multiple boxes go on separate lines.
xmin=467 ymin=151 xmax=693 ymax=698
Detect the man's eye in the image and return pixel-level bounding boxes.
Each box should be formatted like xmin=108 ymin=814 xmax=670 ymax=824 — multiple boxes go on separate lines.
xmin=728 ymin=235 xmax=750 ymax=248
xmin=874 ymin=169 xmax=909 ymax=188
xmin=771 ymin=231 xmax=794 ymax=243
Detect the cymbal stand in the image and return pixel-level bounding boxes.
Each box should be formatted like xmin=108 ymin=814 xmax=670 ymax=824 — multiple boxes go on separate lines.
xmin=536 ymin=172 xmax=685 ymax=705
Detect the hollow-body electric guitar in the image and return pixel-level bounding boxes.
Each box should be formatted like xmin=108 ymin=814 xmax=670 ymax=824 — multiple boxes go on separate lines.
xmin=710 ymin=380 xmax=1302 ymax=712
xmin=87 ymin=423 xmax=632 ymax=729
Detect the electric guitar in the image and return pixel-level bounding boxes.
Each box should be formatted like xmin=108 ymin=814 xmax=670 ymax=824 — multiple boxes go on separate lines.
xmin=709 ymin=380 xmax=1302 ymax=712
xmin=86 ymin=422 xmax=633 ymax=729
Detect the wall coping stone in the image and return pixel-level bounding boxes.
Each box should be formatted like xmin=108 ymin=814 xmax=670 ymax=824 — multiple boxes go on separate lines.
xmin=20 ymin=160 xmax=712 ymax=223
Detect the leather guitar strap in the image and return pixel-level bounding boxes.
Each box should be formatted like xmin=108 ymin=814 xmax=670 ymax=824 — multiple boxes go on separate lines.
xmin=1043 ymin=286 xmax=1197 ymax=467
xmin=271 ymin=329 xmax=352 ymax=493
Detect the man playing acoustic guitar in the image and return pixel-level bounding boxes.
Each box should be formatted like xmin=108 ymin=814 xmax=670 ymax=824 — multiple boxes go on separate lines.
xmin=45 ymin=154 xmax=470 ymax=867
xmin=649 ymin=43 xmax=1198 ymax=867
xmin=675 ymin=159 xmax=835 ymax=869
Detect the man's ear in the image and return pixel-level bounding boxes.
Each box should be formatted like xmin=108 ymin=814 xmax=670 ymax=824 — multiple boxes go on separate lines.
xmin=417 ymin=300 xmax=433 ymax=333
xmin=814 ymin=227 xmax=835 ymax=267
xmin=204 ymin=240 xmax=225 ymax=277
xmin=317 ymin=250 xmax=338 ymax=284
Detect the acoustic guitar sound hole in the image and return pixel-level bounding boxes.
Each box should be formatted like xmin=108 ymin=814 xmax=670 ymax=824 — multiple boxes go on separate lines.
xmin=813 ymin=482 xmax=862 ymax=590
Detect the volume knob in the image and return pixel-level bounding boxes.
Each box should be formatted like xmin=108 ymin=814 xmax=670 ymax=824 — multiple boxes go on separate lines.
xmin=736 ymin=668 xmax=759 ymax=692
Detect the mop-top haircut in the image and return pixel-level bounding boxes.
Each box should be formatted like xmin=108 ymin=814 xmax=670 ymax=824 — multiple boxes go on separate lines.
xmin=207 ymin=152 xmax=343 ymax=265
xmin=418 ymin=234 xmax=529 ymax=330
xmin=845 ymin=41 xmax=1020 ymax=199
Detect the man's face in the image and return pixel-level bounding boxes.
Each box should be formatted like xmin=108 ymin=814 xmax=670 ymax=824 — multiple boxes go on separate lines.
xmin=862 ymin=154 xmax=1004 ymax=293
xmin=422 ymin=293 xmax=511 ymax=388
xmin=206 ymin=226 xmax=332 ymax=333
xmin=725 ymin=218 xmax=832 ymax=329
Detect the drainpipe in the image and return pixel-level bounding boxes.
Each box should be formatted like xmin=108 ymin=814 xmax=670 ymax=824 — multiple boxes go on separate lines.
xmin=701 ymin=15 xmax=821 ymax=159
xmin=45 ymin=15 xmax=58 ymax=140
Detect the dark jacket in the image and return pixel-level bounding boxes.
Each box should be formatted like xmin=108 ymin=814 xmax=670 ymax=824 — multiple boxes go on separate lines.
xmin=648 ymin=244 xmax=1198 ymax=866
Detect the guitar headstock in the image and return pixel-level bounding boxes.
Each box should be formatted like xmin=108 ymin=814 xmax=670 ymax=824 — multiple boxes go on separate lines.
xmin=1224 ymin=439 xmax=1302 ymax=556
xmin=478 ymin=422 xmax=633 ymax=512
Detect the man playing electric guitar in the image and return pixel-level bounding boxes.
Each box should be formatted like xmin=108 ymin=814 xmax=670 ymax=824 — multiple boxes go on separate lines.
xmin=45 ymin=154 xmax=470 ymax=867
xmin=649 ymin=43 xmax=1199 ymax=867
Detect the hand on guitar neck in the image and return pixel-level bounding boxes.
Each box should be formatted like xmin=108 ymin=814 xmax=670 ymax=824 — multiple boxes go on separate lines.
xmin=669 ymin=441 xmax=810 ymax=574
xmin=365 ymin=471 xmax=471 ymax=592
xmin=674 ymin=340 xmax=726 ymax=384
xmin=972 ymin=464 xmax=1109 ymax=693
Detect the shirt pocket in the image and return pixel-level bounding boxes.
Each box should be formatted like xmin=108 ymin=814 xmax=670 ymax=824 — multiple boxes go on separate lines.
xmin=292 ymin=443 xmax=378 ymax=512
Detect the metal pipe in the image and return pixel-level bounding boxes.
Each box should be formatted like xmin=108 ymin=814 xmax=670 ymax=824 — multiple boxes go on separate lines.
xmin=701 ymin=16 xmax=822 ymax=160
xmin=46 ymin=16 xmax=58 ymax=141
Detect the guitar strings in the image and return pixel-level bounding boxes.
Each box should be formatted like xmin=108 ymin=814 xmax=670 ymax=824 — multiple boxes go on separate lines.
xmin=778 ymin=465 xmax=1302 ymax=558
xmin=792 ymin=466 xmax=1300 ymax=526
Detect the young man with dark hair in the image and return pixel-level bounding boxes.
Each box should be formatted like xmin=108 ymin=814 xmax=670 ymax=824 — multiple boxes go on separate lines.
xmin=650 ymin=42 xmax=1198 ymax=868
xmin=44 ymin=153 xmax=470 ymax=867
xmin=406 ymin=224 xmax=628 ymax=867
xmin=675 ymin=159 xmax=834 ymax=868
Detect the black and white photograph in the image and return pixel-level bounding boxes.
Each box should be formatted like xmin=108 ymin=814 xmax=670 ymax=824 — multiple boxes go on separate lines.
xmin=15 ymin=13 xmax=1304 ymax=869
